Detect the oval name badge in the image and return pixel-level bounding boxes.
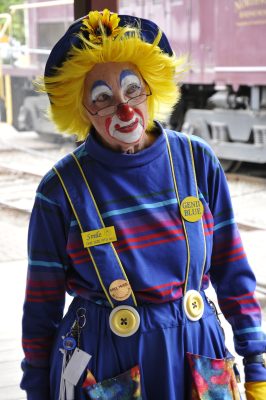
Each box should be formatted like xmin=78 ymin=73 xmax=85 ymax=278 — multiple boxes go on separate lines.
xmin=109 ymin=279 xmax=132 ymax=301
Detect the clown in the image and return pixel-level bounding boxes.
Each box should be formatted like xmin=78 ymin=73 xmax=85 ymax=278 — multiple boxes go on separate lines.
xmin=82 ymin=62 xmax=151 ymax=153
xmin=21 ymin=9 xmax=266 ymax=400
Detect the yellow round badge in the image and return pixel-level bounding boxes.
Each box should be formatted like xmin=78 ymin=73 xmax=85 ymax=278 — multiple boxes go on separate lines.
xmin=180 ymin=196 xmax=204 ymax=222
xmin=109 ymin=279 xmax=132 ymax=301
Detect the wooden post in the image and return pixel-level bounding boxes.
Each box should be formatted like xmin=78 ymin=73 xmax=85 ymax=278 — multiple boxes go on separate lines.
xmin=74 ymin=0 xmax=118 ymax=19
xmin=4 ymin=75 xmax=12 ymax=125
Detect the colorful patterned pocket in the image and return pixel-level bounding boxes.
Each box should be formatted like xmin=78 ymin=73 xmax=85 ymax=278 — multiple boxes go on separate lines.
xmin=83 ymin=365 xmax=142 ymax=400
xmin=186 ymin=352 xmax=241 ymax=400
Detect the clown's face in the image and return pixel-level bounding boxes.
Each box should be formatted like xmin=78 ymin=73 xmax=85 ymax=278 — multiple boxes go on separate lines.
xmin=83 ymin=62 xmax=150 ymax=153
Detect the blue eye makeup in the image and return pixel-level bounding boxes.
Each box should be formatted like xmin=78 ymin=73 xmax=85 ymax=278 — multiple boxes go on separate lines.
xmin=120 ymin=70 xmax=142 ymax=98
xmin=120 ymin=70 xmax=141 ymax=89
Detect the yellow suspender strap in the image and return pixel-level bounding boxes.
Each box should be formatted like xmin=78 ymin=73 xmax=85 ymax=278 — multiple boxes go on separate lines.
xmin=53 ymin=157 xmax=137 ymax=309
xmin=164 ymin=132 xmax=206 ymax=293
xmin=186 ymin=136 xmax=207 ymax=291
xmin=70 ymin=153 xmax=137 ymax=307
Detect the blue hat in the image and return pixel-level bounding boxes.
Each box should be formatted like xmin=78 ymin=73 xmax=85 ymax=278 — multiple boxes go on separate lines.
xmin=44 ymin=13 xmax=173 ymax=77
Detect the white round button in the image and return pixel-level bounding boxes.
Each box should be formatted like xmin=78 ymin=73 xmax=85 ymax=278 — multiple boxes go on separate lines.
xmin=183 ymin=290 xmax=204 ymax=321
xmin=109 ymin=305 xmax=140 ymax=337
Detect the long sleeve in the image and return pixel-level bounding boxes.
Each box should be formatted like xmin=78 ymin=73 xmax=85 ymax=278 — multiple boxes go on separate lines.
xmin=20 ymin=179 xmax=70 ymax=398
xmin=193 ymin=138 xmax=266 ymax=382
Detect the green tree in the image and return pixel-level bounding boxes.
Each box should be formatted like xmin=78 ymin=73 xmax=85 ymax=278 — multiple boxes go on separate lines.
xmin=0 ymin=0 xmax=24 ymax=43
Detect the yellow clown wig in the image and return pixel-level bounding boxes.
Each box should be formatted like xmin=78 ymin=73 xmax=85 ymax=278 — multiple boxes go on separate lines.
xmin=41 ymin=9 xmax=186 ymax=141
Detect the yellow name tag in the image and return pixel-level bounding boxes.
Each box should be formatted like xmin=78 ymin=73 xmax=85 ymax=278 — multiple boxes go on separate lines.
xmin=81 ymin=226 xmax=117 ymax=248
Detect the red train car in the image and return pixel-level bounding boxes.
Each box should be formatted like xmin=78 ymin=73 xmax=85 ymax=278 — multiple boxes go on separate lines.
xmin=120 ymin=0 xmax=266 ymax=169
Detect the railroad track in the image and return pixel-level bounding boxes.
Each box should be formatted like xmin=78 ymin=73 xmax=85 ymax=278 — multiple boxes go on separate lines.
xmin=0 ymin=165 xmax=42 ymax=214
xmin=227 ymin=173 xmax=266 ymax=192
xmin=0 ymin=136 xmax=73 ymax=215
xmin=226 ymin=173 xmax=266 ymax=231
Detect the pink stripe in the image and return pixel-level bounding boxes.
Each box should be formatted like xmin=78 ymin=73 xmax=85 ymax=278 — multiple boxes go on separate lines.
xmin=138 ymin=288 xmax=183 ymax=303
xmin=213 ymin=236 xmax=241 ymax=252
xmin=27 ymin=279 xmax=64 ymax=288
xmin=67 ymin=239 xmax=83 ymax=251
xmin=73 ymin=255 xmax=92 ymax=265
xmin=212 ymin=253 xmax=246 ymax=265
xmin=27 ymin=296 xmax=63 ymax=303
xmin=203 ymin=222 xmax=214 ymax=229
xmin=141 ymin=281 xmax=184 ymax=292
xmin=115 ymin=235 xmax=183 ymax=253
xmin=23 ymin=336 xmax=52 ymax=343
xmin=203 ymin=211 xmax=213 ymax=221
xmin=117 ymin=218 xmax=182 ymax=236
xmin=221 ymin=298 xmax=258 ymax=311
xmin=115 ymin=228 xmax=184 ymax=247
xmin=26 ymin=289 xmax=63 ymax=296
xmin=212 ymin=246 xmax=244 ymax=261
xmin=220 ymin=291 xmax=254 ymax=302
xmin=225 ymin=306 xmax=261 ymax=317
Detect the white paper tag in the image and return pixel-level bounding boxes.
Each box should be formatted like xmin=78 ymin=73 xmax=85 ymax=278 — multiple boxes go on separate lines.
xmin=63 ymin=348 xmax=92 ymax=386
xmin=65 ymin=380 xmax=75 ymax=400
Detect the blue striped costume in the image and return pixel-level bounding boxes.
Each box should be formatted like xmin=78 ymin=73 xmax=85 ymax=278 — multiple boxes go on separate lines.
xmin=21 ymin=126 xmax=266 ymax=399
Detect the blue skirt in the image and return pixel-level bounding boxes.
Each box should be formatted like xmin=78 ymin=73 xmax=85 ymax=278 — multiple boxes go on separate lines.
xmin=50 ymin=293 xmax=230 ymax=399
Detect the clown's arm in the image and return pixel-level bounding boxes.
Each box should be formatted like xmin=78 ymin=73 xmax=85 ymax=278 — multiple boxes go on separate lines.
xmin=192 ymin=136 xmax=266 ymax=397
xmin=20 ymin=175 xmax=69 ymax=399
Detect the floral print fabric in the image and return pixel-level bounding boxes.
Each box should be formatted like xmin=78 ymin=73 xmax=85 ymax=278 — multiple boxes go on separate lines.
xmin=83 ymin=365 xmax=142 ymax=400
xmin=187 ymin=353 xmax=241 ymax=400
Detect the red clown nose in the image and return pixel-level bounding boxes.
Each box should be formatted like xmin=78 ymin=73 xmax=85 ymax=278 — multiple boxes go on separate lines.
xmin=116 ymin=104 xmax=135 ymax=121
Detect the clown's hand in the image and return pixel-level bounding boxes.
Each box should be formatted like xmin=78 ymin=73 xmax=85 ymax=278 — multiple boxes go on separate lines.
xmin=244 ymin=353 xmax=266 ymax=400
xmin=244 ymin=381 xmax=266 ymax=400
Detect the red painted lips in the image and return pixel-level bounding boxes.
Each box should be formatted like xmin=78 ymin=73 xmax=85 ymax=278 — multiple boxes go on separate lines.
xmin=114 ymin=118 xmax=139 ymax=133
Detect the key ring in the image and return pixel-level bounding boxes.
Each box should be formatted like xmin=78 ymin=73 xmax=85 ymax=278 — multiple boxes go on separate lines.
xmin=76 ymin=307 xmax=86 ymax=329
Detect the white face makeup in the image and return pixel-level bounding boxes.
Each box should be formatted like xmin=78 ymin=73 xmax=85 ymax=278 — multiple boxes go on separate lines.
xmin=105 ymin=70 xmax=144 ymax=144
xmin=106 ymin=108 xmax=145 ymax=144
xmin=83 ymin=62 xmax=149 ymax=152
xmin=120 ymin=70 xmax=142 ymax=99
xmin=91 ymin=81 xmax=113 ymax=106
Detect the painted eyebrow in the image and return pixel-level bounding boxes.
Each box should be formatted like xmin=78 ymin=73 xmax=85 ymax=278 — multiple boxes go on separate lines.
xmin=120 ymin=70 xmax=140 ymax=85
xmin=91 ymin=80 xmax=112 ymax=91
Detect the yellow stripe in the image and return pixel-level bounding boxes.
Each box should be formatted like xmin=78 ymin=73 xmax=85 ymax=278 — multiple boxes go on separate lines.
xmin=164 ymin=133 xmax=191 ymax=294
xmin=71 ymin=153 xmax=138 ymax=307
xmin=186 ymin=136 xmax=207 ymax=291
xmin=53 ymin=166 xmax=114 ymax=308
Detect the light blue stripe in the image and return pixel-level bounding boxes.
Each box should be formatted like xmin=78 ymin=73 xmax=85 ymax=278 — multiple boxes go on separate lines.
xmin=29 ymin=258 xmax=67 ymax=269
xmin=213 ymin=218 xmax=235 ymax=231
xmin=36 ymin=192 xmax=59 ymax=206
xmin=102 ymin=198 xmax=178 ymax=218
xmin=234 ymin=326 xmax=263 ymax=335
